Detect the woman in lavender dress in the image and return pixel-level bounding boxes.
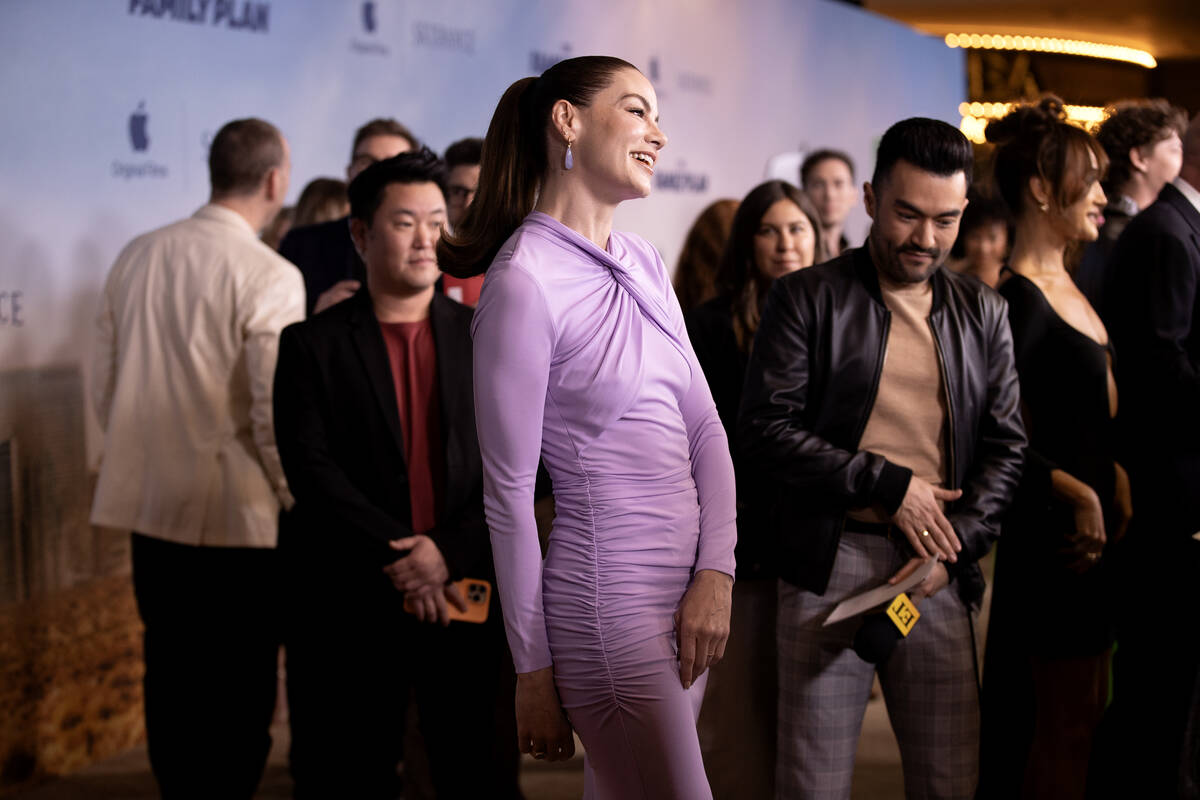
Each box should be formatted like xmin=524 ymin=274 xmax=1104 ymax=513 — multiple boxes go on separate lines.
xmin=438 ymin=56 xmax=737 ymax=799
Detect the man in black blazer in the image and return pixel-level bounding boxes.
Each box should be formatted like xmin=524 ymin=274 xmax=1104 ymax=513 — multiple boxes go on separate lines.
xmin=273 ymin=149 xmax=520 ymax=799
xmin=278 ymin=118 xmax=416 ymax=315
xmin=1097 ymin=111 xmax=1200 ymax=798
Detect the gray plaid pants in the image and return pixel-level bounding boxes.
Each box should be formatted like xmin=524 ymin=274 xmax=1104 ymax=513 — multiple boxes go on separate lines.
xmin=776 ymin=531 xmax=979 ymax=799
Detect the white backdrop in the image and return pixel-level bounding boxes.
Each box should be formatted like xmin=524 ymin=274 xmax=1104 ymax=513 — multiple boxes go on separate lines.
xmin=0 ymin=0 xmax=963 ymax=460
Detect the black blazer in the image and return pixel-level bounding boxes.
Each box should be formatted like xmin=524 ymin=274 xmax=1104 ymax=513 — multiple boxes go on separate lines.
xmin=273 ymin=289 xmax=489 ymax=586
xmin=278 ymin=216 xmax=366 ymax=316
xmin=1109 ymin=182 xmax=1200 ymax=530
xmin=738 ymin=247 xmax=1026 ymax=603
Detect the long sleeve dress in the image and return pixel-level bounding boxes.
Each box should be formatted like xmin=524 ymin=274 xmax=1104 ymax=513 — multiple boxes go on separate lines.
xmin=472 ymin=211 xmax=738 ymax=800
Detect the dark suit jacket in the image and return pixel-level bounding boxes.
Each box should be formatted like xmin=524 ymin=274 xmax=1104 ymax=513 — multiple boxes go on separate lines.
xmin=273 ymin=289 xmax=490 ymax=594
xmin=278 ymin=216 xmax=366 ymax=316
xmin=1073 ymin=197 xmax=1136 ymax=324
xmin=1109 ymin=181 xmax=1200 ymax=533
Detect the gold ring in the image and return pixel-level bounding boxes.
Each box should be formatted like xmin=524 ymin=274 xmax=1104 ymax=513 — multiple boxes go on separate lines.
xmin=921 ymin=529 xmax=931 ymax=537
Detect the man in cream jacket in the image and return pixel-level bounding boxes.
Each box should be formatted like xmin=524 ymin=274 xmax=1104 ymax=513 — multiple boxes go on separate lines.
xmin=91 ymin=118 xmax=303 ymax=799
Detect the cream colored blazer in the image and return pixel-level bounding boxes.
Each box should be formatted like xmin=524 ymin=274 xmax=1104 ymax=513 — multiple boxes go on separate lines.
xmin=90 ymin=203 xmax=304 ymax=547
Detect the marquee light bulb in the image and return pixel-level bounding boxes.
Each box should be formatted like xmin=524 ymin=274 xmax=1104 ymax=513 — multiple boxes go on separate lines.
xmin=944 ymin=32 xmax=1156 ymax=68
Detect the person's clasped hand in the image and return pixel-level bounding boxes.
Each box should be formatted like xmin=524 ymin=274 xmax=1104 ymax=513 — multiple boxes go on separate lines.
xmin=382 ymin=535 xmax=465 ymax=625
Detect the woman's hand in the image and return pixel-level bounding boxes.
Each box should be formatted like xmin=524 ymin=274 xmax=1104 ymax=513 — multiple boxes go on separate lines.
xmin=674 ymin=569 xmax=733 ymax=689
xmin=515 ymin=667 xmax=575 ymax=762
xmin=1051 ymin=468 xmax=1106 ymax=572
xmin=1112 ymin=461 xmax=1133 ymax=545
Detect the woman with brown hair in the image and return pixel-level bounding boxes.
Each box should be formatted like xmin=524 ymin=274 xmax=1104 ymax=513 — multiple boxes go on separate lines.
xmin=673 ymin=198 xmax=739 ymax=313
xmin=438 ymin=56 xmax=737 ymax=799
xmin=293 ymin=177 xmax=349 ymax=228
xmin=686 ymin=179 xmax=823 ymax=799
xmin=980 ymin=97 xmax=1133 ymax=799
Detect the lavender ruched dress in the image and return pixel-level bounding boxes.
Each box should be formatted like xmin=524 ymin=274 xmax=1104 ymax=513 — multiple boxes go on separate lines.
xmin=471 ymin=212 xmax=737 ymax=799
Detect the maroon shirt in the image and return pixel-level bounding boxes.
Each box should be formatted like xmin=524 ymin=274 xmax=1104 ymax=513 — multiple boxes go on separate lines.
xmin=378 ymin=319 xmax=443 ymax=535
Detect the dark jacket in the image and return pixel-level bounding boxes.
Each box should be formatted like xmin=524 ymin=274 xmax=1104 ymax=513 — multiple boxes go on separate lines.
xmin=278 ymin=216 xmax=366 ymax=316
xmin=738 ymin=246 xmax=1026 ymax=605
xmin=1074 ymin=194 xmax=1138 ymax=323
xmin=685 ymin=294 xmax=774 ymax=579
xmin=1109 ymin=181 xmax=1200 ymax=535
xmin=273 ymin=289 xmax=490 ymax=590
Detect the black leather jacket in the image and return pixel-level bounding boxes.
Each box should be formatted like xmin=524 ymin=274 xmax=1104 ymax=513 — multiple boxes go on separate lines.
xmin=738 ymin=246 xmax=1026 ymax=606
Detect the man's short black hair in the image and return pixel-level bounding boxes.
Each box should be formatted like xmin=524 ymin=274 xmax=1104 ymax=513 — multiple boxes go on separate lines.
xmin=209 ymin=118 xmax=284 ymax=196
xmin=800 ymin=149 xmax=856 ymax=186
xmin=348 ymin=147 xmax=448 ymax=224
xmin=871 ymin=118 xmax=974 ymax=191
xmin=444 ymin=137 xmax=483 ymax=170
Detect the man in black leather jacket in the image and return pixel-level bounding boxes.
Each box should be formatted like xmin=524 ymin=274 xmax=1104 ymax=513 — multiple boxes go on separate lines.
xmin=740 ymin=118 xmax=1025 ymax=799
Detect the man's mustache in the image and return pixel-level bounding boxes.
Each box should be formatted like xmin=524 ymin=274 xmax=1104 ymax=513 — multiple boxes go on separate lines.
xmin=898 ymin=245 xmax=940 ymax=258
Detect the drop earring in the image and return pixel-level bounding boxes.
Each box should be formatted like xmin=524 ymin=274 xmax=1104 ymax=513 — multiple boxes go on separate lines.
xmin=564 ymin=140 xmax=574 ymax=170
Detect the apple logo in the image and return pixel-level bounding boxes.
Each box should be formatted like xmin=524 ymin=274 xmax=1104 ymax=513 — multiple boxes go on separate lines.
xmin=362 ymin=2 xmax=376 ymax=34
xmin=129 ymin=101 xmax=149 ymax=152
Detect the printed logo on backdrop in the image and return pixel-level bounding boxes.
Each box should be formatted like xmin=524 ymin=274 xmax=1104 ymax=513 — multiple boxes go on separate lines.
xmin=129 ymin=102 xmax=150 ymax=152
xmin=0 ymin=291 xmax=24 ymax=327
xmin=113 ymin=101 xmax=169 ymax=181
xmin=655 ymin=160 xmax=709 ymax=193
xmin=127 ymin=0 xmax=271 ymax=34
xmin=530 ymin=43 xmax=572 ymax=73
xmin=413 ymin=21 xmax=475 ymax=54
xmin=351 ymin=1 xmax=389 ymax=55
xmin=645 ymin=54 xmax=713 ymax=98
xmin=646 ymin=56 xmax=668 ymax=100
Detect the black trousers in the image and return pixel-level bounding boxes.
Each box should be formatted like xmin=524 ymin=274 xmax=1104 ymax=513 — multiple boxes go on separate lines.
xmin=131 ymin=533 xmax=281 ymax=800
xmin=284 ymin=564 xmax=522 ymax=800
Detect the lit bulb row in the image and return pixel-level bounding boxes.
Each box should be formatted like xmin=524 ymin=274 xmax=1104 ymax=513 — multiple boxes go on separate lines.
xmin=944 ymin=33 xmax=1156 ymax=69
xmin=957 ymin=102 xmax=1108 ymax=144
xmin=956 ymin=102 xmax=1106 ymax=123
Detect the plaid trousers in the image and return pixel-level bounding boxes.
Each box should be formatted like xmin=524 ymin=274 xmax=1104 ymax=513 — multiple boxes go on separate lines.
xmin=776 ymin=532 xmax=979 ymax=800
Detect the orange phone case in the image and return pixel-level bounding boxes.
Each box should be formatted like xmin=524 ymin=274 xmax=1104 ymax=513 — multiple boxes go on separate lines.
xmin=404 ymin=578 xmax=491 ymax=624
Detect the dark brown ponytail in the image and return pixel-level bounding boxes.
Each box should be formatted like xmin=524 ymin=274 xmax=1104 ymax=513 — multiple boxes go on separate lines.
xmin=437 ymin=55 xmax=638 ymax=278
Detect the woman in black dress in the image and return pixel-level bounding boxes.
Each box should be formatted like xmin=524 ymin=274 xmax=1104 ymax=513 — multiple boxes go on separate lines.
xmin=981 ymin=98 xmax=1133 ymax=799
xmin=687 ymin=180 xmax=825 ymax=800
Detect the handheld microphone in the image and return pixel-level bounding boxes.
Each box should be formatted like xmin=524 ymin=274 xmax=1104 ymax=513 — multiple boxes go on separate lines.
xmin=852 ymin=592 xmax=920 ymax=664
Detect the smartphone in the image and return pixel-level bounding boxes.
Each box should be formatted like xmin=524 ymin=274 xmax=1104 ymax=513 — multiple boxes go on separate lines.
xmin=403 ymin=577 xmax=491 ymax=624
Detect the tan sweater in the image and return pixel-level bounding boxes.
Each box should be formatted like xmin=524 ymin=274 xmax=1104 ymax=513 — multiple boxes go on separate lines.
xmin=849 ymin=279 xmax=948 ymax=523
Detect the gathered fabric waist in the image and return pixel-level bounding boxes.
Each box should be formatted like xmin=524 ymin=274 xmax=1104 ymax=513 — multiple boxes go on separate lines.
xmin=542 ymin=464 xmax=702 ymax=581
xmin=548 ymin=463 xmax=696 ymax=504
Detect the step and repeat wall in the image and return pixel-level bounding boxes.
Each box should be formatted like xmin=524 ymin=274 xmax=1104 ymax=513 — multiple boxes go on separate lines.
xmin=0 ymin=0 xmax=962 ymax=787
